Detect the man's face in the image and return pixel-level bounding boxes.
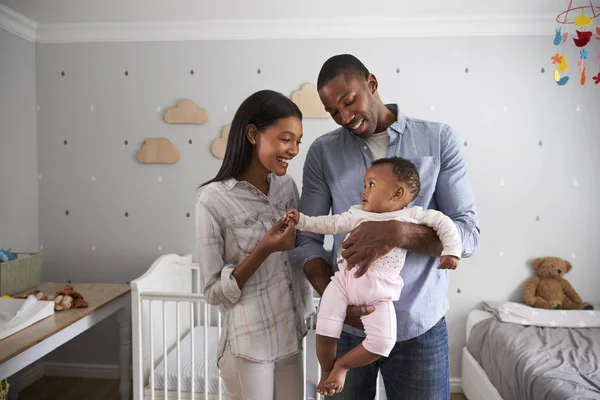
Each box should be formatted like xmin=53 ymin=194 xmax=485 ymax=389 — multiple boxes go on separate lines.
xmin=318 ymin=74 xmax=380 ymax=138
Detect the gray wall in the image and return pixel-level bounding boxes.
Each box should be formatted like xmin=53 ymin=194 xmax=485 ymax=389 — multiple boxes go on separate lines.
xmin=0 ymin=28 xmax=38 ymax=253
xmin=34 ymin=37 xmax=600 ymax=380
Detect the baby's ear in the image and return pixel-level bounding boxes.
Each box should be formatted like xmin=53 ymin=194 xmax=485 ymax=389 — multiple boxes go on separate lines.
xmin=394 ymin=186 xmax=405 ymax=200
xmin=531 ymin=257 xmax=545 ymax=271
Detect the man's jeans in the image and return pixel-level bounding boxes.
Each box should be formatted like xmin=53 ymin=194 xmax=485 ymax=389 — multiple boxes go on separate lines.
xmin=327 ymin=317 xmax=450 ymax=400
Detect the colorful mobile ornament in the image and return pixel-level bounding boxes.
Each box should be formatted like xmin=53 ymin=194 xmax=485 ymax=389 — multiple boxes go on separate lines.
xmin=553 ymin=1 xmax=600 ymax=86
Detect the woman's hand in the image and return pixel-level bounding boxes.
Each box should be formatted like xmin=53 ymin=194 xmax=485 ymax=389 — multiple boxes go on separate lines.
xmin=257 ymin=217 xmax=296 ymax=255
xmin=232 ymin=217 xmax=296 ymax=288
xmin=285 ymin=209 xmax=300 ymax=225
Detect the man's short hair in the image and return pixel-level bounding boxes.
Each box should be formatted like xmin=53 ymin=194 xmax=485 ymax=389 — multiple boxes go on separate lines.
xmin=317 ymin=54 xmax=370 ymax=90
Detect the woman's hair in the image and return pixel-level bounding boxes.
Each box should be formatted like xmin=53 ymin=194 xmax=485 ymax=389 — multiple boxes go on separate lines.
xmin=201 ymin=90 xmax=302 ymax=187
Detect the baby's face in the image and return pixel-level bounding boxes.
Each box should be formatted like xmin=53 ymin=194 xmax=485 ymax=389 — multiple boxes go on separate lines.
xmin=362 ymin=165 xmax=407 ymax=213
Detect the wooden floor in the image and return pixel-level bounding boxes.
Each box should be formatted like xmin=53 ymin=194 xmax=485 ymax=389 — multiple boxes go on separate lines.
xmin=16 ymin=377 xmax=467 ymax=399
xmin=18 ymin=377 xmax=125 ymax=400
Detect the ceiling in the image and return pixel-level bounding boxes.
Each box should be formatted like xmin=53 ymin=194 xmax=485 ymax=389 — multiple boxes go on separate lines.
xmin=0 ymin=0 xmax=569 ymax=24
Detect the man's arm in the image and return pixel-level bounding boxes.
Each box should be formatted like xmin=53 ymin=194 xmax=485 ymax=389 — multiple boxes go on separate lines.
xmin=431 ymin=125 xmax=480 ymax=258
xmin=287 ymin=140 xmax=334 ymax=293
xmin=394 ymin=223 xmax=443 ymax=256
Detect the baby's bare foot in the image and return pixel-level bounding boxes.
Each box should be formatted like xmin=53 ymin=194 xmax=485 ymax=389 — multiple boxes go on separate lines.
xmin=324 ymin=365 xmax=348 ymax=394
xmin=316 ymin=370 xmax=332 ymax=395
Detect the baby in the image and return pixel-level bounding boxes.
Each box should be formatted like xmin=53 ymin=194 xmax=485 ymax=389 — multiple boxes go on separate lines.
xmin=286 ymin=156 xmax=462 ymax=395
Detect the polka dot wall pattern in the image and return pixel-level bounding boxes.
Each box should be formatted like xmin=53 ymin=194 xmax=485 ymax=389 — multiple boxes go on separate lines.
xmin=34 ymin=38 xmax=600 ymax=306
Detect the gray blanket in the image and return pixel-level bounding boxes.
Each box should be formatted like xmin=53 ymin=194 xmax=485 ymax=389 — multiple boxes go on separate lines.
xmin=467 ymin=317 xmax=600 ymax=400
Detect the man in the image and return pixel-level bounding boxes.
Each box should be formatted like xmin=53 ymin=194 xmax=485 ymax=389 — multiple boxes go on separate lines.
xmin=291 ymin=54 xmax=480 ymax=399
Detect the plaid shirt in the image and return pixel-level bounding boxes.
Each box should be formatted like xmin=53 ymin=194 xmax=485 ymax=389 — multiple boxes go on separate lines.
xmin=196 ymin=174 xmax=314 ymax=363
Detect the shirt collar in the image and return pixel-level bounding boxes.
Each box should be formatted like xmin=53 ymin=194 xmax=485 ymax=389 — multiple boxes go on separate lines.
xmin=222 ymin=173 xmax=274 ymax=191
xmin=386 ymin=104 xmax=407 ymax=136
xmin=346 ymin=104 xmax=406 ymax=141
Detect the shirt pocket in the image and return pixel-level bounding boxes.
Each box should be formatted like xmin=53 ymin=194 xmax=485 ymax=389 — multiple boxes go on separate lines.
xmin=405 ymin=156 xmax=439 ymax=205
xmin=228 ymin=212 xmax=267 ymax=255
xmin=275 ymin=198 xmax=296 ymax=218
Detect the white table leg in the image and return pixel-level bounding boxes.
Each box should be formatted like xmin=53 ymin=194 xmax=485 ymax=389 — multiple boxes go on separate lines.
xmin=117 ymin=304 xmax=132 ymax=400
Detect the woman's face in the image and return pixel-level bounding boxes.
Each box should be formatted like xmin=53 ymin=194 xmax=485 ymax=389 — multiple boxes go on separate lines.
xmin=249 ymin=116 xmax=303 ymax=176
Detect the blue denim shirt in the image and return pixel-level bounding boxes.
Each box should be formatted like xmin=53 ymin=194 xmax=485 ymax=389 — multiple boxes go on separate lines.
xmin=289 ymin=105 xmax=480 ymax=341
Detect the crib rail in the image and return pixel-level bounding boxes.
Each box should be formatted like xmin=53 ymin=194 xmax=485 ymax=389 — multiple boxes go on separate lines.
xmin=132 ymin=256 xmax=381 ymax=400
xmin=139 ymin=292 xmax=219 ymax=400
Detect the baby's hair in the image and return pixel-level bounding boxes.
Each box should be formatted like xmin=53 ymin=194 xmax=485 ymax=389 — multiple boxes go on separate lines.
xmin=371 ymin=157 xmax=421 ymax=199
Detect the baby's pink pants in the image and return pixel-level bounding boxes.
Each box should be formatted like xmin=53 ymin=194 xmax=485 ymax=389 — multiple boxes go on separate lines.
xmin=316 ymin=256 xmax=404 ymax=357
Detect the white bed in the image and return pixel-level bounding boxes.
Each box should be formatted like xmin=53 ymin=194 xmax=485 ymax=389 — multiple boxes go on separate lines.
xmin=462 ymin=304 xmax=600 ymax=400
xmin=461 ymin=309 xmax=503 ymax=400
xmin=131 ymin=253 xmax=387 ymax=400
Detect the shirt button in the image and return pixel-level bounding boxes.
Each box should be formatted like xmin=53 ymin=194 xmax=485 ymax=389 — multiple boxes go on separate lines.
xmin=263 ymin=200 xmax=269 ymax=205
xmin=244 ymin=219 xmax=250 ymax=225
xmin=284 ymin=260 xmax=288 ymax=266
xmin=271 ymin=216 xmax=277 ymax=223
xmin=363 ymin=145 xmax=368 ymax=150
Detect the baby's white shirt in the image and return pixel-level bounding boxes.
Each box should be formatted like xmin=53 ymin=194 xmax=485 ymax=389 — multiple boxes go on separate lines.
xmin=297 ymin=205 xmax=462 ymax=259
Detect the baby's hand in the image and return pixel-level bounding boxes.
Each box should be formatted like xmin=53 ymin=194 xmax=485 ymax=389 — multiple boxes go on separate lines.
xmin=437 ymin=255 xmax=459 ymax=270
xmin=285 ymin=209 xmax=300 ymax=225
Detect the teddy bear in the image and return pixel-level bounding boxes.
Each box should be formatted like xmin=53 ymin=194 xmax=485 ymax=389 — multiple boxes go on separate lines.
xmin=523 ymin=256 xmax=593 ymax=310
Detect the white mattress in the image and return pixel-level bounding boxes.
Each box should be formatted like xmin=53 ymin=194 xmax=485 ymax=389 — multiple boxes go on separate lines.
xmin=150 ymin=326 xmax=322 ymax=398
xmin=462 ymin=309 xmax=502 ymax=400
xmin=465 ymin=309 xmax=493 ymax=342
xmin=152 ymin=326 xmax=223 ymax=394
xmin=461 ymin=347 xmax=503 ymax=400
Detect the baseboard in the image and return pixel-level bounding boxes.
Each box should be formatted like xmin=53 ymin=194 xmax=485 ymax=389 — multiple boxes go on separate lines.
xmin=15 ymin=362 xmax=462 ymax=394
xmin=44 ymin=362 xmax=120 ymax=380
xmin=450 ymin=377 xmax=463 ymax=393
xmin=13 ymin=361 xmax=121 ymax=393
xmin=10 ymin=361 xmax=45 ymax=393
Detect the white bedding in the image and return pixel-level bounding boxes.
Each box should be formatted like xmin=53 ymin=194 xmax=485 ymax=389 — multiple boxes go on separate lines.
xmin=495 ymin=301 xmax=600 ymax=328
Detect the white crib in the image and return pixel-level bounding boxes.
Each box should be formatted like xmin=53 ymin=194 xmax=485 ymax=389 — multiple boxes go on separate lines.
xmin=130 ymin=253 xmax=384 ymax=400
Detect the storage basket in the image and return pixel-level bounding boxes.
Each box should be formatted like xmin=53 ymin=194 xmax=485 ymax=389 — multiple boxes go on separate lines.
xmin=0 ymin=252 xmax=43 ymax=296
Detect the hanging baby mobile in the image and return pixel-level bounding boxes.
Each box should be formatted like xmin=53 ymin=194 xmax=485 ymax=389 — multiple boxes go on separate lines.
xmin=552 ymin=0 xmax=600 ymax=86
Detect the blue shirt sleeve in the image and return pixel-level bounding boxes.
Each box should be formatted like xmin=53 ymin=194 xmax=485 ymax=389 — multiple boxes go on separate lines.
xmin=288 ymin=139 xmax=333 ymax=268
xmin=435 ymin=126 xmax=480 ymax=258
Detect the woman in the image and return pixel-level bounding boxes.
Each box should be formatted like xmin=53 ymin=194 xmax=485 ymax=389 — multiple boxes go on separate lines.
xmin=196 ymin=90 xmax=313 ymax=400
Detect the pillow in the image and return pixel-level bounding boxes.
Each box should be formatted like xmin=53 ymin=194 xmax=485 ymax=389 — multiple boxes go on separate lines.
xmin=483 ymin=301 xmax=600 ymax=328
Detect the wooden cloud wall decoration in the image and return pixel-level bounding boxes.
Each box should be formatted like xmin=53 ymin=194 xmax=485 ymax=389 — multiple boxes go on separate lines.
xmin=164 ymin=99 xmax=208 ymax=124
xmin=291 ymin=83 xmax=329 ymax=119
xmin=136 ymin=138 xmax=180 ymax=164
xmin=211 ymin=124 xmax=231 ymax=160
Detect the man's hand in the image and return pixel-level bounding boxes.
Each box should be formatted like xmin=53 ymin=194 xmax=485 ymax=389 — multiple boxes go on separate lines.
xmin=341 ymin=220 xmax=399 ymax=278
xmin=342 ymin=220 xmax=444 ymax=277
xmin=437 ymin=255 xmax=459 ymax=270
xmin=344 ymin=305 xmax=375 ymax=330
